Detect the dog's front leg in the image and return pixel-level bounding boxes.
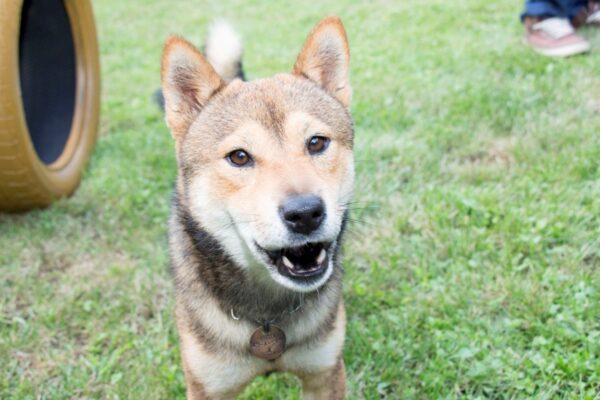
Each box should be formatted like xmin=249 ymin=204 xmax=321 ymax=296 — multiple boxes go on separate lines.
xmin=182 ymin=362 xmax=243 ymax=400
xmin=299 ymin=359 xmax=346 ymax=400
xmin=183 ymin=373 xmax=209 ymax=400
xmin=177 ymin=318 xmax=255 ymax=400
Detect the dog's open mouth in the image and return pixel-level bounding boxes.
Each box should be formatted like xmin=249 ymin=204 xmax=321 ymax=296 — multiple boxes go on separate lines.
xmin=259 ymin=242 xmax=332 ymax=279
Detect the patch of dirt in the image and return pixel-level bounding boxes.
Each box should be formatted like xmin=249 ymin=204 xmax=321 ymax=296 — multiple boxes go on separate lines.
xmin=442 ymin=136 xmax=516 ymax=177
xmin=462 ymin=137 xmax=514 ymax=168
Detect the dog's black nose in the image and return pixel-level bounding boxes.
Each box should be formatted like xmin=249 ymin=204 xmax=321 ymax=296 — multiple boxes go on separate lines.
xmin=280 ymin=195 xmax=325 ymax=235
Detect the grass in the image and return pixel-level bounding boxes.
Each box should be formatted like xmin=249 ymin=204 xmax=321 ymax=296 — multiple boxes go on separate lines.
xmin=1 ymin=0 xmax=599 ymax=398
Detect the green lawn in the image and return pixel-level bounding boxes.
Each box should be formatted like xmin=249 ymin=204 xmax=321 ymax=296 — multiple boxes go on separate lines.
xmin=2 ymin=0 xmax=600 ymax=398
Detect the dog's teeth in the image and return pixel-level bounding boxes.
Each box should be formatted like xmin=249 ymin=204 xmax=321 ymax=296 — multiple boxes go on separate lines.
xmin=282 ymin=256 xmax=294 ymax=269
xmin=316 ymin=248 xmax=327 ymax=264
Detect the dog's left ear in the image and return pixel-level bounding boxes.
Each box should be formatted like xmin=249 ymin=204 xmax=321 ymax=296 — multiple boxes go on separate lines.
xmin=293 ymin=16 xmax=351 ymax=108
xmin=161 ymin=36 xmax=224 ymax=140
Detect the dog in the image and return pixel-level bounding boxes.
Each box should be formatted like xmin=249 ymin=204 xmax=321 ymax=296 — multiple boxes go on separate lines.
xmin=161 ymin=16 xmax=354 ymax=399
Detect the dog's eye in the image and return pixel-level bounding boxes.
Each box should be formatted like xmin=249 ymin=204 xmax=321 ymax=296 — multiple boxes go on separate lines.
xmin=227 ymin=149 xmax=253 ymax=167
xmin=307 ymin=136 xmax=330 ymax=155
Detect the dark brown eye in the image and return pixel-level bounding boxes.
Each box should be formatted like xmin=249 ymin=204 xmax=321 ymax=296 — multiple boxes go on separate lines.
xmin=307 ymin=135 xmax=330 ymax=155
xmin=227 ymin=149 xmax=252 ymax=167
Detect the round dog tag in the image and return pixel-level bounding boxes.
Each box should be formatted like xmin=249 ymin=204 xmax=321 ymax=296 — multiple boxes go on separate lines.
xmin=249 ymin=325 xmax=286 ymax=361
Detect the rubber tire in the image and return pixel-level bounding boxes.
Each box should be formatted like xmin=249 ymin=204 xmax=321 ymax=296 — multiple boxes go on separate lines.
xmin=0 ymin=0 xmax=100 ymax=212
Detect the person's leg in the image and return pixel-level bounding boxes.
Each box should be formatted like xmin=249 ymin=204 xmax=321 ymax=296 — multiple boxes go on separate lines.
xmin=522 ymin=0 xmax=588 ymax=20
xmin=556 ymin=0 xmax=588 ymax=19
xmin=522 ymin=0 xmax=566 ymax=20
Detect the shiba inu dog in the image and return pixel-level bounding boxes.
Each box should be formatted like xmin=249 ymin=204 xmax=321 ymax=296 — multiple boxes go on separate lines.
xmin=161 ymin=16 xmax=353 ymax=399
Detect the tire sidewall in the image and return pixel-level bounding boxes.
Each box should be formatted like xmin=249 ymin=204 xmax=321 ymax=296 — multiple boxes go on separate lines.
xmin=0 ymin=0 xmax=100 ymax=211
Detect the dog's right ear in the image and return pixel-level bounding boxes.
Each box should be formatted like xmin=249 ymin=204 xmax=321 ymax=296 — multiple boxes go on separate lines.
xmin=161 ymin=36 xmax=224 ymax=140
xmin=293 ymin=16 xmax=351 ymax=108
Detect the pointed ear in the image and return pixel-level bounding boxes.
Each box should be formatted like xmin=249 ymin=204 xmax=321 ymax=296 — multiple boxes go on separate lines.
xmin=161 ymin=36 xmax=224 ymax=139
xmin=293 ymin=16 xmax=351 ymax=108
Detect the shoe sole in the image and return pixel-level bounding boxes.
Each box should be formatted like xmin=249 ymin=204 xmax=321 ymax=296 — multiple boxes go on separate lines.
xmin=522 ymin=36 xmax=591 ymax=57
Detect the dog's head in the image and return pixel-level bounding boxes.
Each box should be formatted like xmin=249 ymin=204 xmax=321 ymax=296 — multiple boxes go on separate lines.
xmin=162 ymin=17 xmax=353 ymax=292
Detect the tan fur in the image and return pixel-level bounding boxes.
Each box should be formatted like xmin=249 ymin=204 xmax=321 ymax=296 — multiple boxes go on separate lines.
xmin=174 ymin=289 xmax=346 ymax=399
xmin=300 ymin=359 xmax=346 ymax=400
xmin=163 ymin=16 xmax=353 ymax=399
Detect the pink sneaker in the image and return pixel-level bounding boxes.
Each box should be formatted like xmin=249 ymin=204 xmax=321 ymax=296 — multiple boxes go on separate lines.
xmin=524 ymin=17 xmax=590 ymax=57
